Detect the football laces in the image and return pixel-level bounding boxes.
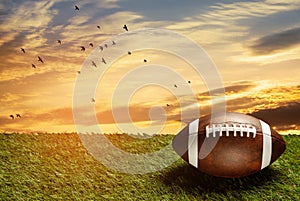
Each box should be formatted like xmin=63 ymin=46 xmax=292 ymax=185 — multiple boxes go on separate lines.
xmin=206 ymin=123 xmax=256 ymax=138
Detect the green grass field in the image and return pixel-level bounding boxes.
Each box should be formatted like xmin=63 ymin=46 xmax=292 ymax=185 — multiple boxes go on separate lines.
xmin=0 ymin=133 xmax=299 ymax=200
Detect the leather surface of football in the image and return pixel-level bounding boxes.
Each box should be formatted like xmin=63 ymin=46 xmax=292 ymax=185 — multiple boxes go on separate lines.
xmin=172 ymin=112 xmax=286 ymax=178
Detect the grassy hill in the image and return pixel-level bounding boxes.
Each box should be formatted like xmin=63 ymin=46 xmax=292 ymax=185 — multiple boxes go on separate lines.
xmin=0 ymin=133 xmax=299 ymax=200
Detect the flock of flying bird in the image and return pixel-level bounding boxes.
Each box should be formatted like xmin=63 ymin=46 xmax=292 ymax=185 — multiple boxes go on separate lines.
xmin=20 ymin=48 xmax=44 ymax=69
xmin=10 ymin=114 xmax=21 ymax=119
xmin=11 ymin=4 xmax=192 ymax=120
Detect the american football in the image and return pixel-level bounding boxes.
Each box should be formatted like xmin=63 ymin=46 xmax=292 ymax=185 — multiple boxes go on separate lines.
xmin=172 ymin=112 xmax=286 ymax=178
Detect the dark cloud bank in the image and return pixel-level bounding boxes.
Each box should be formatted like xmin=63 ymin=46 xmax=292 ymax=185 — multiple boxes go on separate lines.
xmin=250 ymin=102 xmax=300 ymax=133
xmin=250 ymin=26 xmax=300 ymax=55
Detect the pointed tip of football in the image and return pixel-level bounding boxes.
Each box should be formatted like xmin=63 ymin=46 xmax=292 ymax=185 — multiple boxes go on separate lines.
xmin=172 ymin=125 xmax=189 ymax=161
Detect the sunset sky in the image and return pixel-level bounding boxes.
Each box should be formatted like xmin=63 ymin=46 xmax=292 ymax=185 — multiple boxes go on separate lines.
xmin=0 ymin=0 xmax=299 ymax=135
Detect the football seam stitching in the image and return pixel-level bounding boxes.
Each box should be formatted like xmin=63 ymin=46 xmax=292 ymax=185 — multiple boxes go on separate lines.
xmin=205 ymin=123 xmax=257 ymax=138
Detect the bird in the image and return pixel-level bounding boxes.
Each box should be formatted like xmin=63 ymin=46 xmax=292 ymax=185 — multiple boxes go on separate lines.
xmin=80 ymin=46 xmax=85 ymax=51
xmin=32 ymin=64 xmax=36 ymax=68
xmin=92 ymin=61 xmax=97 ymax=68
xmin=97 ymin=25 xmax=101 ymax=29
xmin=104 ymin=44 xmax=108 ymax=48
xmin=123 ymin=24 xmax=128 ymax=31
xmin=174 ymin=84 xmax=178 ymax=88
xmin=112 ymin=41 xmax=116 ymax=45
xmin=102 ymin=57 xmax=107 ymax=64
xmin=89 ymin=43 xmax=93 ymax=47
xmin=38 ymin=56 xmax=44 ymax=63
xmin=21 ymin=48 xmax=25 ymax=53
xmin=128 ymin=51 xmax=132 ymax=55
xmin=77 ymin=70 xmax=81 ymax=74
xmin=92 ymin=98 xmax=95 ymax=102
xmin=16 ymin=114 xmax=21 ymax=118
xmin=99 ymin=46 xmax=103 ymax=51
xmin=144 ymin=59 xmax=147 ymax=63
xmin=75 ymin=5 xmax=79 ymax=10
xmin=10 ymin=115 xmax=14 ymax=119
xmin=188 ymin=80 xmax=191 ymax=84
xmin=57 ymin=40 xmax=62 ymax=45
xmin=166 ymin=104 xmax=170 ymax=107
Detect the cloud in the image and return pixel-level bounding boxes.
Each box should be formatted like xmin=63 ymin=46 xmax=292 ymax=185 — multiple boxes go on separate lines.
xmin=215 ymin=82 xmax=256 ymax=95
xmin=168 ymin=0 xmax=300 ymax=33
xmin=249 ymin=26 xmax=300 ymax=55
xmin=0 ymin=69 xmax=77 ymax=124
xmin=227 ymin=84 xmax=300 ymax=111
xmin=94 ymin=82 xmax=256 ymax=125
xmin=33 ymin=107 xmax=74 ymax=125
xmin=165 ymin=0 xmax=300 ymax=66
xmin=196 ymin=81 xmax=256 ymax=101
xmin=1 ymin=0 xmax=299 ymax=134
xmin=1 ymin=83 xmax=299 ymax=134
xmin=198 ymin=83 xmax=300 ymax=132
xmin=96 ymin=104 xmax=169 ymax=125
xmin=0 ymin=1 xmax=57 ymax=38
xmin=219 ymin=84 xmax=300 ymax=133
xmin=250 ymin=102 xmax=300 ymax=132
xmin=206 ymin=0 xmax=300 ymax=21
xmin=231 ymin=49 xmax=300 ymax=65
xmin=0 ymin=106 xmax=74 ymax=133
